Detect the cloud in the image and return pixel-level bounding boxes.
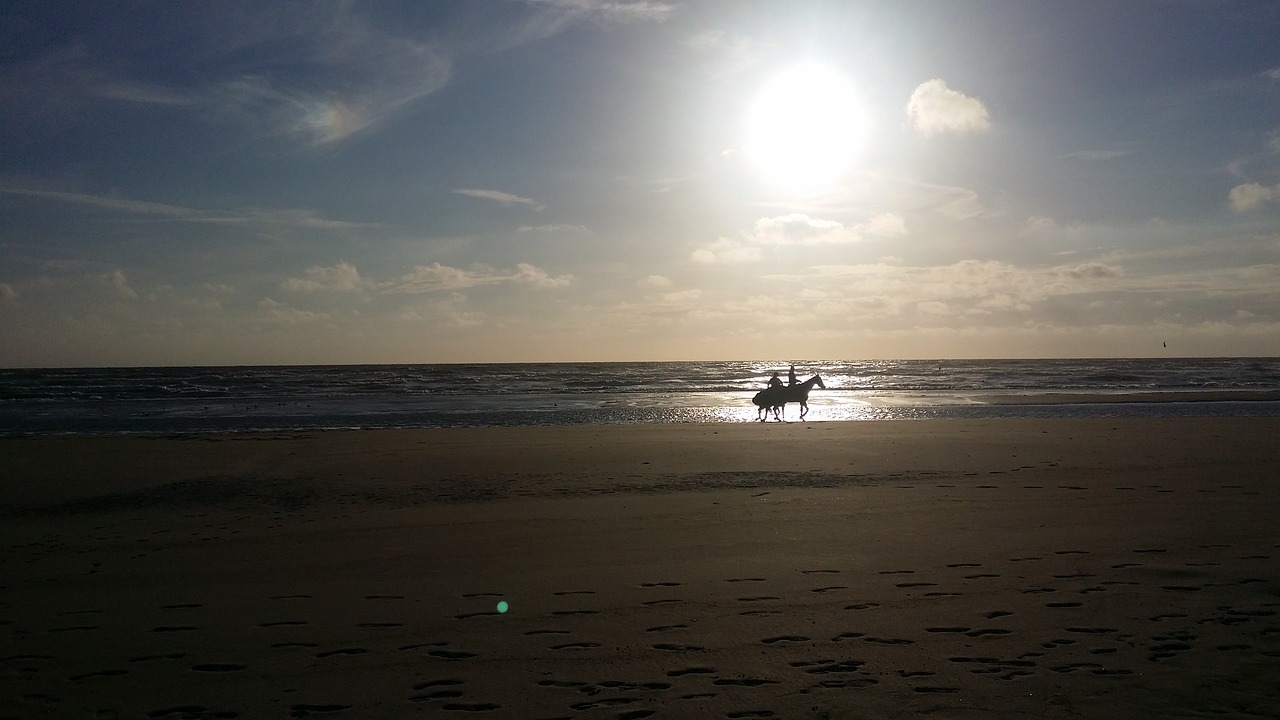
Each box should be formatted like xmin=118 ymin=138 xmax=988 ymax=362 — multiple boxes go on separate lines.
xmin=380 ymin=262 xmax=570 ymax=294
xmin=1 ymin=186 xmax=387 ymax=231
xmin=806 ymin=259 xmax=1126 ymax=319
xmin=257 ymin=297 xmax=329 ymax=324
xmin=906 ymin=79 xmax=991 ymax=137
xmin=454 ymin=188 xmax=546 ymax=210
xmin=1 ymin=187 xmax=204 ymax=218
xmin=534 ymin=0 xmax=677 ymax=24
xmin=1058 ymin=149 xmax=1130 ymax=161
xmin=1229 ymin=182 xmax=1280 ymax=211
xmin=638 ymin=274 xmax=672 ymax=288
xmin=282 ymin=262 xmax=365 ymax=292
xmin=691 ymin=213 xmax=906 ymax=263
xmin=691 ymin=237 xmax=763 ymax=265
xmin=103 ymin=270 xmax=139 ymax=299
xmin=512 ymin=262 xmax=573 ymax=288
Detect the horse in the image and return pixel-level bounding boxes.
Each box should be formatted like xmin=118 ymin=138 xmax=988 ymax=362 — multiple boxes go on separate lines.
xmin=752 ymin=374 xmax=825 ymax=421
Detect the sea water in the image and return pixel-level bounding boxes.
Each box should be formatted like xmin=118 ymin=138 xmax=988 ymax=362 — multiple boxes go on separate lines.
xmin=1 ymin=358 xmax=1278 ymax=434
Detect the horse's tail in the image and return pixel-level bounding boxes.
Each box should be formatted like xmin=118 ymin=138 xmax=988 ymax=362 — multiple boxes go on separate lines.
xmin=752 ymin=390 xmax=766 ymax=407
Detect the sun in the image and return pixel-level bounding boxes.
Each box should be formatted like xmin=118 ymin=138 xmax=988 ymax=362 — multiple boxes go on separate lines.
xmin=745 ymin=63 xmax=867 ymax=194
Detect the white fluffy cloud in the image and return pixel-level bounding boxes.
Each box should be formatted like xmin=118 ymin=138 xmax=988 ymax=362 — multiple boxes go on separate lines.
xmin=906 ymin=79 xmax=991 ymax=137
xmin=282 ymin=262 xmax=365 ymax=292
xmin=1229 ymin=182 xmax=1280 ymax=211
xmin=381 ymin=262 xmax=570 ymax=294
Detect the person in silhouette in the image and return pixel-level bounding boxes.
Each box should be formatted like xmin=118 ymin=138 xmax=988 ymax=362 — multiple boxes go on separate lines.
xmin=788 ymin=364 xmax=798 ymax=386
xmin=766 ymin=371 xmax=783 ymax=389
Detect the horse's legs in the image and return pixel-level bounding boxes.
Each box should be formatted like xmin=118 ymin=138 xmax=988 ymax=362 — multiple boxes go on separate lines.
xmin=799 ymin=401 xmax=808 ymax=420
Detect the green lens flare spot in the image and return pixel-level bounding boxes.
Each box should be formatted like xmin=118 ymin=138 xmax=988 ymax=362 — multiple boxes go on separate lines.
xmin=496 ymin=601 xmax=509 ymax=614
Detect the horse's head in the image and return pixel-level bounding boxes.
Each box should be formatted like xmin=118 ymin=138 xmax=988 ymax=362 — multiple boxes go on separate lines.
xmin=812 ymin=374 xmax=826 ymax=389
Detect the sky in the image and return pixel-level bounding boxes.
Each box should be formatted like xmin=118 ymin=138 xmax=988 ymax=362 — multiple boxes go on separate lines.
xmin=2 ymin=0 xmax=1279 ymax=366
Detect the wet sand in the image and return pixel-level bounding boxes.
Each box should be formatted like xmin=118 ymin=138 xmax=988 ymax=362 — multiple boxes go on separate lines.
xmin=2 ymin=418 xmax=1278 ymax=719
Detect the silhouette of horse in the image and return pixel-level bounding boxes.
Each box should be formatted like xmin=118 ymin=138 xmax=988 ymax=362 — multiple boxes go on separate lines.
xmin=752 ymin=374 xmax=825 ymax=421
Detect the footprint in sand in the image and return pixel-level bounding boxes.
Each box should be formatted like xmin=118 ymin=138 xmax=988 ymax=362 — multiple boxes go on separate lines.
xmin=147 ymin=706 xmax=237 ymax=718
xmin=68 ymin=669 xmax=128 ymax=681
xmin=426 ymin=648 xmax=475 ymax=660
xmin=645 ymin=624 xmax=689 ymax=633
xmin=810 ymin=586 xmax=847 ymax=593
xmin=761 ymin=635 xmax=809 ymax=644
xmin=653 ymin=643 xmax=706 ymax=651
xmin=315 ymin=648 xmax=368 ymax=658
xmin=640 ymin=582 xmax=681 ymax=588
xmin=288 ymin=703 xmax=352 ymax=717
xmin=553 ymin=590 xmax=596 ymax=596
xmin=454 ymin=611 xmax=500 ymax=620
xmin=863 ymin=636 xmax=915 ymax=645
xmin=964 ymin=628 xmax=1012 ymax=638
xmin=715 ymin=678 xmax=779 ymax=687
xmin=408 ymin=688 xmax=463 ymax=702
xmin=666 ymin=666 xmax=716 ymax=677
xmin=537 ymin=679 xmax=588 ymax=689
xmin=791 ymin=659 xmax=866 ymax=674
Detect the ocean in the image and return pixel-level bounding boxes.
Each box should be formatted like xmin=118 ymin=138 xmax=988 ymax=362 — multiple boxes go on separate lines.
xmin=2 ymin=358 xmax=1279 ymax=435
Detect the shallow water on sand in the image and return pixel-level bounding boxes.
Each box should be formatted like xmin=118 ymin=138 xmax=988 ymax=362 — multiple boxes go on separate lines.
xmin=2 ymin=358 xmax=1279 ymax=433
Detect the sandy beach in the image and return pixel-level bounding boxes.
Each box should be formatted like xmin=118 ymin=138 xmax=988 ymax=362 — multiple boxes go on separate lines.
xmin=2 ymin=418 xmax=1278 ymax=719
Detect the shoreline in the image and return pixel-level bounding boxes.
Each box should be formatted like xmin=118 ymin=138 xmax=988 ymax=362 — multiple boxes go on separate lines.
xmin=2 ymin=418 xmax=1278 ymax=718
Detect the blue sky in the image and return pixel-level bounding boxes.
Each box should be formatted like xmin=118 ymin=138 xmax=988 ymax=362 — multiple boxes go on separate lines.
xmin=2 ymin=0 xmax=1278 ymax=366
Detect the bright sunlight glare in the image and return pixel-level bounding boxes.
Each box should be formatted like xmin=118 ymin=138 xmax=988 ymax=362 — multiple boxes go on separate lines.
xmin=745 ymin=63 xmax=867 ymax=194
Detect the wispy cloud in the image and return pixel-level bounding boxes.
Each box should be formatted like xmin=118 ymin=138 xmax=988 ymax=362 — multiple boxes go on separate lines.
xmin=531 ymin=0 xmax=677 ymax=24
xmin=1 ymin=188 xmax=205 ymax=218
xmin=454 ymin=188 xmax=546 ymax=211
xmin=0 ymin=186 xmax=385 ymax=229
xmin=380 ymin=262 xmax=571 ymax=294
xmin=1058 ymin=149 xmax=1131 ymax=161
xmin=691 ymin=213 xmax=907 ymax=264
xmin=906 ymin=79 xmax=991 ymax=137
xmin=281 ymin=262 xmax=366 ymax=292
